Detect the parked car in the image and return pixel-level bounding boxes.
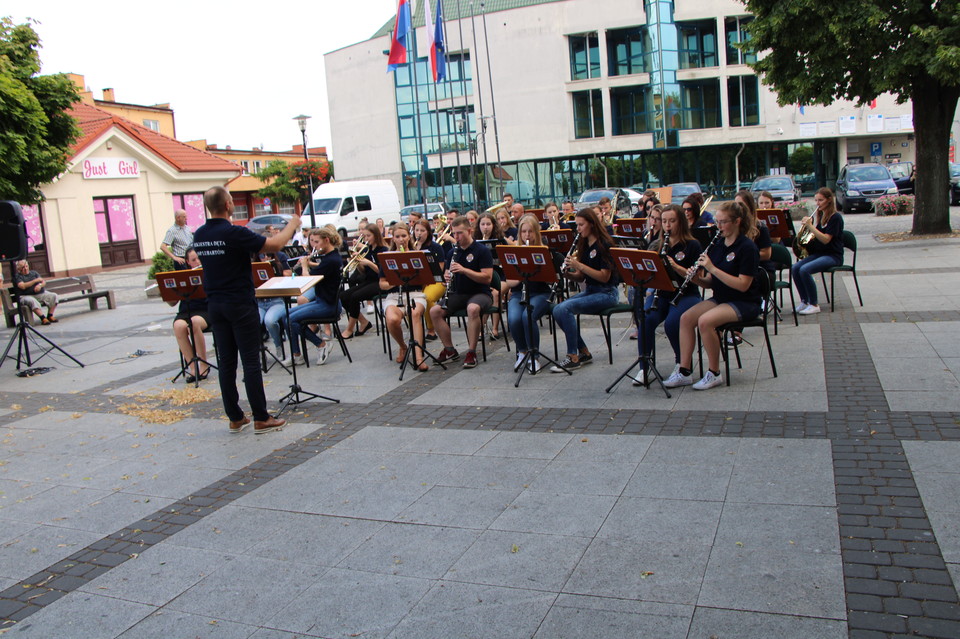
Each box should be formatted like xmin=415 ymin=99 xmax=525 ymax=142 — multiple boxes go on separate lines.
xmin=622 ymin=188 xmax=644 ymax=213
xmin=950 ymin=163 xmax=960 ymax=205
xmin=244 ymin=214 xmax=293 ymax=235
xmin=399 ymin=202 xmax=450 ymax=224
xmin=749 ymin=175 xmax=802 ymax=203
xmin=887 ymin=162 xmax=914 ymax=194
xmin=578 ymin=188 xmax=633 ymax=216
xmin=835 ymin=163 xmax=898 ymax=213
xmin=666 ymin=182 xmax=703 ymax=205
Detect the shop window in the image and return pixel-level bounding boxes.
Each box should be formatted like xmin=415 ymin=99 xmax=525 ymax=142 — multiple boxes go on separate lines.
xmin=727 ymin=76 xmax=760 ymax=127
xmin=569 ymin=33 xmax=600 ymax=80
xmin=572 ymin=89 xmax=604 ymax=139
xmin=611 ymin=86 xmax=654 ymax=136
xmin=172 ymin=193 xmax=205 ymax=228
xmin=607 ymin=27 xmax=651 ymax=76
xmin=677 ymin=20 xmax=718 ymax=69
xmin=93 ymin=197 xmax=138 ymax=243
xmin=21 ymin=204 xmax=45 ymax=252
xmin=725 ymin=16 xmax=757 ymax=66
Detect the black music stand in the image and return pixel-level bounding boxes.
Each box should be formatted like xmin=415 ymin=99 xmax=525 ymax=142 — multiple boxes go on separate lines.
xmin=543 ymin=230 xmax=578 ymax=301
xmin=613 ymin=218 xmax=647 ymax=238
xmin=496 ymin=245 xmax=569 ymax=386
xmin=250 ymin=262 xmax=290 ymax=375
xmin=605 ymin=248 xmax=675 ymax=398
xmin=378 ymin=251 xmax=447 ymax=381
xmin=156 ymin=268 xmax=217 ymax=387
xmin=757 ymin=208 xmax=794 ymax=244
xmin=257 ymin=275 xmax=339 ymax=416
xmin=1 ymin=261 xmax=84 ymax=372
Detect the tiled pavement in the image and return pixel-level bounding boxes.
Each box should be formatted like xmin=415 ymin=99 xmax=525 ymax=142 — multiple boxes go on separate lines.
xmin=1 ymin=212 xmax=960 ymax=637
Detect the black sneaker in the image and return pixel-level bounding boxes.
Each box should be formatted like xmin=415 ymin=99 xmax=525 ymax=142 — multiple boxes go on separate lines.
xmin=578 ymin=352 xmax=593 ymax=365
xmin=550 ymin=357 xmax=580 ymax=373
xmin=425 ymin=333 xmax=438 ymax=341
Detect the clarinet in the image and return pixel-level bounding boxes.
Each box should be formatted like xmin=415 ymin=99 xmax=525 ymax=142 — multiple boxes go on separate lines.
xmin=549 ymin=231 xmax=580 ymax=302
xmin=648 ymin=231 xmax=669 ymax=312
xmin=438 ymin=245 xmax=460 ymax=310
xmin=670 ymin=228 xmax=722 ymax=306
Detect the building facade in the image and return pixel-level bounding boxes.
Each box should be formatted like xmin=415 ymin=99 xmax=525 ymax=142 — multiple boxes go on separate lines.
xmin=325 ymin=0 xmax=928 ymax=209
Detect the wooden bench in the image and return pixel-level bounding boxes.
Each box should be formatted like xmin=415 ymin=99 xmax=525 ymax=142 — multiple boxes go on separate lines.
xmin=2 ymin=274 xmax=116 ymax=327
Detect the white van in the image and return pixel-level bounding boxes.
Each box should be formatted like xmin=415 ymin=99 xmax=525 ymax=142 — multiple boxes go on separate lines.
xmin=308 ymin=180 xmax=402 ymax=238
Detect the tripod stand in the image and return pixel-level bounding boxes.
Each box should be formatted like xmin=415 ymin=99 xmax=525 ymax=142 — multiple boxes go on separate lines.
xmin=0 ymin=292 xmax=83 ymax=371
xmin=605 ymin=249 xmax=674 ymax=398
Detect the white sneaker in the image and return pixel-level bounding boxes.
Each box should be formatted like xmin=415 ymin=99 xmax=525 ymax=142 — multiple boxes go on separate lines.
xmin=364 ymin=303 xmax=374 ymax=315
xmin=798 ymin=304 xmax=821 ymax=315
xmin=631 ymin=368 xmax=648 ymax=386
xmin=528 ymin=358 xmax=541 ymax=373
xmin=796 ymin=301 xmax=809 ymax=312
xmin=316 ymin=342 xmax=330 ymax=365
xmin=693 ymin=370 xmax=724 ymax=390
xmin=280 ymin=353 xmax=305 ymax=367
xmin=514 ymin=352 xmax=526 ymax=372
xmin=663 ymin=370 xmax=693 ymax=388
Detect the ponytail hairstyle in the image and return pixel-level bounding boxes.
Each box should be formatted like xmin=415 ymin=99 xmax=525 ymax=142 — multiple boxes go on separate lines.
xmin=717 ymin=200 xmax=750 ymax=236
xmin=734 ymin=189 xmax=759 ymax=241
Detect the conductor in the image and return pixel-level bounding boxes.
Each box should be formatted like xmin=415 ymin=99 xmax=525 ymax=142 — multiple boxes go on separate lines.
xmin=193 ymin=186 xmax=301 ymax=434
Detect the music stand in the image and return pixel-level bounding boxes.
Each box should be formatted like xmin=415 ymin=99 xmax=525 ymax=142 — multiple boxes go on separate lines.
xmin=496 ymin=245 xmax=570 ymax=386
xmin=691 ymin=225 xmax=718 ymax=249
xmin=757 ymin=208 xmax=794 ymax=243
xmin=604 ymin=248 xmax=675 ymax=397
xmin=1 ymin=260 xmax=84 ymax=372
xmin=612 ymin=235 xmax=649 ymax=249
xmin=250 ymin=262 xmax=289 ymax=374
xmin=613 ymin=218 xmax=647 ymax=237
xmin=256 ymin=275 xmax=338 ymax=415
xmin=378 ymin=251 xmax=447 ymax=380
xmin=156 ymin=268 xmax=216 ymax=387
xmin=281 ymin=245 xmax=308 ymax=260
xmin=542 ymin=229 xmax=577 ymax=254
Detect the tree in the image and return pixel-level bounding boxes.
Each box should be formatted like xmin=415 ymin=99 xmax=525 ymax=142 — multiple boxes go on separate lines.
xmin=0 ymin=18 xmax=80 ymax=204
xmin=788 ymin=145 xmax=814 ymax=176
xmin=253 ymin=160 xmax=300 ymax=205
xmin=742 ymin=0 xmax=960 ymax=234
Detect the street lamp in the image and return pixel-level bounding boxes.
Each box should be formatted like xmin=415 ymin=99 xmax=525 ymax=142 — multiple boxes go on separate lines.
xmin=293 ymin=114 xmax=316 ymax=227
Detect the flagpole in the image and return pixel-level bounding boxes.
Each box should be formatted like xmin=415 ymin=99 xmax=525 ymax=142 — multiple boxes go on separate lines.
xmin=453 ymin=0 xmax=473 ymax=208
xmin=480 ymin=2 xmax=504 ymax=202
xmin=409 ymin=5 xmax=428 ymax=208
xmin=435 ymin=0 xmax=465 ymax=209
xmin=468 ymin=0 xmax=490 ymax=207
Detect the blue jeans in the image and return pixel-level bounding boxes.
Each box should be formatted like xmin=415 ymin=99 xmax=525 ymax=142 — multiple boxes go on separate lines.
xmin=792 ymin=254 xmax=841 ymax=305
xmin=507 ymin=291 xmax=550 ymax=352
xmin=638 ymin=293 xmax=700 ymax=371
xmin=287 ymin=299 xmax=340 ymax=355
xmin=552 ymin=285 xmax=619 ymax=356
xmin=208 ymin=300 xmax=269 ymax=422
xmin=258 ymin=298 xmax=286 ymax=348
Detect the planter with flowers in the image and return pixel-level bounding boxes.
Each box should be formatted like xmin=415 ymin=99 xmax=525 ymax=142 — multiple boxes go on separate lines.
xmin=873 ymin=194 xmax=914 ymax=216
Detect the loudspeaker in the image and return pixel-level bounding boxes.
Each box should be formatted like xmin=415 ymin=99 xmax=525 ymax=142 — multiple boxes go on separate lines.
xmin=0 ymin=201 xmax=28 ymax=261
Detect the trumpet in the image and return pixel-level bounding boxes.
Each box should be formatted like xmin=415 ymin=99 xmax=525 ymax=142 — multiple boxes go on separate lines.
xmin=342 ymin=239 xmax=370 ymax=276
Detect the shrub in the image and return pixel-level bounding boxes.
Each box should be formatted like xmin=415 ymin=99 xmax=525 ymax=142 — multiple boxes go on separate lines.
xmin=147 ymin=251 xmax=175 ymax=279
xmin=874 ymin=194 xmax=914 ymax=216
xmin=775 ymin=200 xmax=810 ymax=220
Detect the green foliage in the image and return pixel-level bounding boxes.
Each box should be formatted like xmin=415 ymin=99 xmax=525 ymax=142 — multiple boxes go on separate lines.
xmin=253 ymin=160 xmax=300 ymax=204
xmin=147 ymin=251 xmax=174 ymax=279
xmin=0 ymin=17 xmax=80 ymax=204
xmin=788 ymin=146 xmax=814 ymax=176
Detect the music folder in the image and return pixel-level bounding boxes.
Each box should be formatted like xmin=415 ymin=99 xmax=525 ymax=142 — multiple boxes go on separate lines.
xmin=613 ymin=217 xmax=647 ymax=237
xmin=609 ymin=248 xmax=674 ymax=292
xmin=756 ymin=208 xmax=794 ymax=241
xmin=377 ymin=251 xmax=436 ymax=288
xmin=542 ymin=229 xmax=577 ymax=254
xmin=154 ymin=268 xmax=206 ymax=303
xmin=496 ymin=245 xmax=557 ymax=284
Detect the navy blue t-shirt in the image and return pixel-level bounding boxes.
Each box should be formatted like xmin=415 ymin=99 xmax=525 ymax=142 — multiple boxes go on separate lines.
xmin=449 ymin=240 xmax=493 ymax=296
xmin=809 ymin=212 xmax=844 ymax=260
xmin=309 ymin=249 xmax=343 ymax=306
xmin=708 ymin=233 xmax=760 ymax=304
xmin=579 ymin=240 xmax=617 ymax=288
xmin=660 ymin=238 xmax=702 ymax=295
xmin=193 ymin=218 xmax=266 ymax=304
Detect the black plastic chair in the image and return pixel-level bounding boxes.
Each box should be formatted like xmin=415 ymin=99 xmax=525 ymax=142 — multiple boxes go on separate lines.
xmin=820 ymin=230 xmax=863 ymax=312
xmin=714 ymin=270 xmax=777 ymax=386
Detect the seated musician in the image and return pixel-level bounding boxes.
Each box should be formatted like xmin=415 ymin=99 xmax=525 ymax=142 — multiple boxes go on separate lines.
xmin=474 ymin=213 xmax=507 ymax=339
xmin=167 ymin=248 xmax=210 ymax=383
xmin=496 ymin=208 xmax=517 ymax=245
xmin=256 ymin=243 xmax=292 ymax=357
xmin=429 ymin=216 xmax=494 ymax=369
xmin=667 ymin=201 xmax=760 ymax=390
xmin=506 ymin=214 xmax=553 ymax=373
xmin=379 ymin=223 xmax=430 ymax=370
xmin=340 ymin=224 xmax=387 ymax=338
xmin=632 ymin=205 xmax=702 ymax=385
xmin=683 ymin=193 xmax=715 ymax=228
xmin=792 ymin=187 xmax=845 ymax=316
xmin=542 ymin=202 xmax=561 ymax=231
xmin=282 ymin=227 xmax=343 ymax=366
xmin=549 ymin=208 xmax=619 ymax=372
xmin=413 ymin=218 xmax=446 ymax=342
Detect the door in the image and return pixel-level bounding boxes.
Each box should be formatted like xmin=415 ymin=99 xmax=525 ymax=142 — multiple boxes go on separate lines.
xmin=94 ymin=196 xmax=142 ymax=267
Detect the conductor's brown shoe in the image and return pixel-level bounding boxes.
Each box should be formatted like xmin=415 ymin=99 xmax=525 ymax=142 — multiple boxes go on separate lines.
xmin=229 ymin=416 xmax=250 ymax=434
xmin=254 ymin=417 xmax=285 ymax=435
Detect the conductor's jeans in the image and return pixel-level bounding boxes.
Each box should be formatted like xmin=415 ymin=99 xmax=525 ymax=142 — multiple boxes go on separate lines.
xmin=208 ymin=301 xmax=269 ymax=422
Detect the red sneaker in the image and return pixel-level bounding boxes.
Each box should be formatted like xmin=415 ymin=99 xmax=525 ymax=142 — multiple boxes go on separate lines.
xmin=437 ymin=347 xmax=460 ymax=363
xmin=462 ymin=351 xmax=478 ymax=368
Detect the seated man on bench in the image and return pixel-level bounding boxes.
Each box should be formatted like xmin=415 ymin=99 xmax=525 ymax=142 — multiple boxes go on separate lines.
xmin=13 ymin=260 xmax=59 ymax=325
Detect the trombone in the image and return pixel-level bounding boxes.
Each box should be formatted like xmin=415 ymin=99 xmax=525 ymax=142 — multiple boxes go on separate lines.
xmin=484 ymin=200 xmax=511 ymax=215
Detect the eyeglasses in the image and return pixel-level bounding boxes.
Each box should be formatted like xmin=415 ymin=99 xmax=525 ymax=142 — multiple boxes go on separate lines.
xmin=715 ymin=218 xmax=732 ymax=226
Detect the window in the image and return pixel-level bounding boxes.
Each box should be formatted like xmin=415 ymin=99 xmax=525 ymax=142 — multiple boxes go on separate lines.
xmin=611 ymin=86 xmax=653 ymax=136
xmin=607 ymin=27 xmax=650 ymax=76
xmin=142 ymin=119 xmax=160 ymax=132
xmin=278 ymin=201 xmax=296 ymax=215
xmin=677 ymin=20 xmax=718 ymax=69
xmin=679 ymin=80 xmax=721 ymax=129
xmin=725 ymin=16 xmax=757 ymax=66
xmin=232 ymin=197 xmax=249 ymax=220
xmin=569 ymin=33 xmax=600 ymax=80
xmin=572 ymin=89 xmax=604 ymax=139
xmin=727 ymin=76 xmax=760 ymax=127
xmin=253 ymin=160 xmax=262 ymax=173
xmin=356 ymin=195 xmax=372 ymax=212
xmin=240 ymin=161 xmax=250 ymax=175
xmin=341 ymin=198 xmax=355 ymax=215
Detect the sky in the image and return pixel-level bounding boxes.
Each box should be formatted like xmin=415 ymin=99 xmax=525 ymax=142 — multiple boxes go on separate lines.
xmin=5 ymin=0 xmax=401 ymax=159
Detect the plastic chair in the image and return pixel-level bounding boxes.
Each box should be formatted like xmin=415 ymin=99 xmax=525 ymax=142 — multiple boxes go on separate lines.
xmin=714 ymin=270 xmax=777 ymax=386
xmin=820 ymin=230 xmax=863 ymax=312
